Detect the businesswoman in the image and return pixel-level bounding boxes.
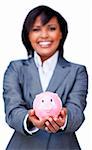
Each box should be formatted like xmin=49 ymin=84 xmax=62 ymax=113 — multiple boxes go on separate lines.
xmin=3 ymin=5 xmax=88 ymax=150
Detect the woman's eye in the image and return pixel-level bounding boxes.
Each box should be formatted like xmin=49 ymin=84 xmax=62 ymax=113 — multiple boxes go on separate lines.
xmin=49 ymin=27 xmax=56 ymax=31
xmin=32 ymin=28 xmax=40 ymax=32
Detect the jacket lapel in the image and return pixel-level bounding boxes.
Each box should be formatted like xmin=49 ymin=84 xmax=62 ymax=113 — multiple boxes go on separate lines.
xmin=47 ymin=57 xmax=70 ymax=93
xmin=23 ymin=58 xmax=43 ymax=100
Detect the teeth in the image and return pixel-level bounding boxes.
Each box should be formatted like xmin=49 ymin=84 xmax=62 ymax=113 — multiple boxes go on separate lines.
xmin=39 ymin=41 xmax=51 ymax=47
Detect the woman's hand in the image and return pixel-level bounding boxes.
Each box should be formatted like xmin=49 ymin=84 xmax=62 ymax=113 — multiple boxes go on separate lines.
xmin=45 ymin=107 xmax=67 ymax=133
xmin=28 ymin=109 xmax=47 ymax=130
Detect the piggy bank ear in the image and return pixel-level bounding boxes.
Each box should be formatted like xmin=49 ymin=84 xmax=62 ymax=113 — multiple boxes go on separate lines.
xmin=51 ymin=93 xmax=59 ymax=99
xmin=54 ymin=93 xmax=59 ymax=97
xmin=35 ymin=95 xmax=39 ymax=99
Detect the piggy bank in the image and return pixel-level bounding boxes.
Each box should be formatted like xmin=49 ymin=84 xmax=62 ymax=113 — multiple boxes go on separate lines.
xmin=33 ymin=91 xmax=62 ymax=119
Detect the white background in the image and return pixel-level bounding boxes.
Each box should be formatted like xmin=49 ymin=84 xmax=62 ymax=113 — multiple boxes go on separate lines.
xmin=0 ymin=0 xmax=91 ymax=149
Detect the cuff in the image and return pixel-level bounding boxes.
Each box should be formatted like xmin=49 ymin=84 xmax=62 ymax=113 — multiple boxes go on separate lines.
xmin=24 ymin=114 xmax=39 ymax=135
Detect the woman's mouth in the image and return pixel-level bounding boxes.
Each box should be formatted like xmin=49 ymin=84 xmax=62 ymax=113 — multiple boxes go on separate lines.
xmin=38 ymin=41 xmax=52 ymax=48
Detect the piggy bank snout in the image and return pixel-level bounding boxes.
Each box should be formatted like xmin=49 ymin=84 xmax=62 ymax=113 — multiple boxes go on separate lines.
xmin=43 ymin=102 xmax=55 ymax=110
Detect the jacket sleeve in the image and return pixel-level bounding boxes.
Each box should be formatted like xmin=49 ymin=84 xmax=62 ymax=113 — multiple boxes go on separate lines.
xmin=3 ymin=61 xmax=30 ymax=135
xmin=63 ymin=65 xmax=88 ymax=133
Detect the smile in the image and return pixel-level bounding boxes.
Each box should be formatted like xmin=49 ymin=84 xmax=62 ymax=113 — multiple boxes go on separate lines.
xmin=38 ymin=41 xmax=52 ymax=48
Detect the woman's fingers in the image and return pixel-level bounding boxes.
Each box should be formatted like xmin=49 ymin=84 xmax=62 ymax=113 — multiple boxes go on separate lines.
xmin=54 ymin=116 xmax=65 ymax=127
xmin=60 ymin=107 xmax=67 ymax=118
xmin=45 ymin=117 xmax=60 ymax=133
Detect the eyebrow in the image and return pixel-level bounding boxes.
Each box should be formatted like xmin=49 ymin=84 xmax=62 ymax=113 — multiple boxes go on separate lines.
xmin=32 ymin=25 xmax=41 ymax=28
xmin=33 ymin=24 xmax=57 ymax=28
xmin=47 ymin=24 xmax=57 ymax=26
xmin=47 ymin=24 xmax=57 ymax=27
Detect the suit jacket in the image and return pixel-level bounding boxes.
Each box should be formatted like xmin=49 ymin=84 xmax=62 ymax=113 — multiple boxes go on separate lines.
xmin=3 ymin=56 xmax=88 ymax=150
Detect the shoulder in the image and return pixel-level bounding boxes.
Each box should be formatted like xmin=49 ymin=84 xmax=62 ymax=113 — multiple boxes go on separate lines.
xmin=69 ymin=61 xmax=87 ymax=72
xmin=61 ymin=57 xmax=88 ymax=76
xmin=67 ymin=61 xmax=88 ymax=80
xmin=9 ymin=58 xmax=30 ymax=66
xmin=7 ymin=57 xmax=33 ymax=69
xmin=61 ymin=56 xmax=86 ymax=69
xmin=60 ymin=57 xmax=87 ymax=70
xmin=4 ymin=58 xmax=34 ymax=76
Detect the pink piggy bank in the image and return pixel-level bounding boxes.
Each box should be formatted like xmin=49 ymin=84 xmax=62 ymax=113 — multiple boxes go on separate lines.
xmin=33 ymin=91 xmax=62 ymax=119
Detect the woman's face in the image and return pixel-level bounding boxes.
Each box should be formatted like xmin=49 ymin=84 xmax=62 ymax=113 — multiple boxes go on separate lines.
xmin=28 ymin=16 xmax=62 ymax=62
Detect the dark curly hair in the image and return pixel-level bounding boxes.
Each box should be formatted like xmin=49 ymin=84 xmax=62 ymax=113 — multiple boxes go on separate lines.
xmin=21 ymin=5 xmax=68 ymax=57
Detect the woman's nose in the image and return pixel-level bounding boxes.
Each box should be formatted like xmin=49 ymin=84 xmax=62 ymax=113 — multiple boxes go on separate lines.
xmin=40 ymin=29 xmax=48 ymax=38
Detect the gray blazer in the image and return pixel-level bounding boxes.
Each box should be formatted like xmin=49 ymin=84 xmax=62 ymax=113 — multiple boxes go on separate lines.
xmin=3 ymin=56 xmax=88 ymax=150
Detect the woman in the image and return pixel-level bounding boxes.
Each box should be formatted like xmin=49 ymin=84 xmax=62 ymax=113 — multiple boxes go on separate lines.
xmin=3 ymin=5 xmax=88 ymax=150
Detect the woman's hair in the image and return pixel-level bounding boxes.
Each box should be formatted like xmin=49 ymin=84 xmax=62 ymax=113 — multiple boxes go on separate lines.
xmin=22 ymin=5 xmax=68 ymax=56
